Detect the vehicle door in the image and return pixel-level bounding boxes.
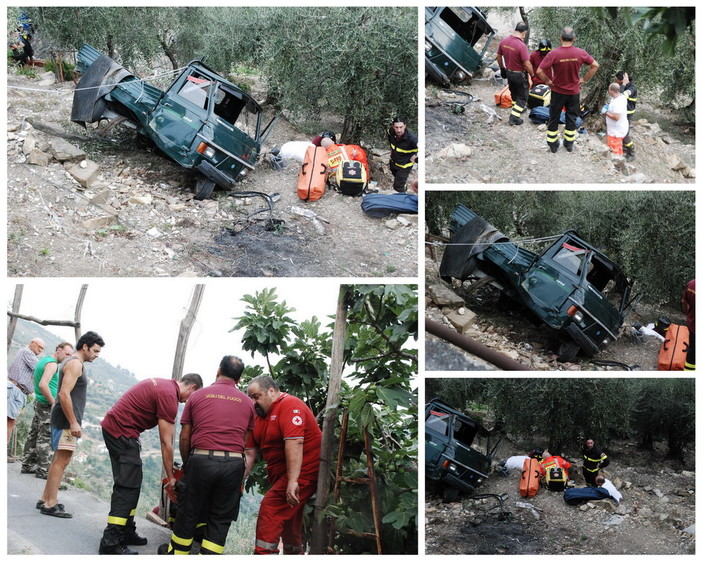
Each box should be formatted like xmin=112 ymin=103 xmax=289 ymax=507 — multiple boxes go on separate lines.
xmin=147 ymin=70 xmax=212 ymax=166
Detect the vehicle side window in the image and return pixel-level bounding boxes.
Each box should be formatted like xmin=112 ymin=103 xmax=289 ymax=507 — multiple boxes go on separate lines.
xmin=453 ymin=419 xmax=479 ymax=446
xmin=177 ymin=75 xmax=210 ymax=110
xmin=426 ymin=412 xmax=449 ymax=436
xmin=213 ymin=85 xmax=245 ymax=125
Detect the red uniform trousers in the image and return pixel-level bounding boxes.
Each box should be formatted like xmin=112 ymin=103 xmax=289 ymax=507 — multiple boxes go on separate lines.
xmin=254 ymin=476 xmax=317 ymax=554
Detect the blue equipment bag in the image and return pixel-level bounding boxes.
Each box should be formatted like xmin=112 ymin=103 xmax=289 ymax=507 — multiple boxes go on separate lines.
xmin=563 ymin=486 xmax=611 ymax=505
xmin=361 ymin=193 xmax=418 ymax=218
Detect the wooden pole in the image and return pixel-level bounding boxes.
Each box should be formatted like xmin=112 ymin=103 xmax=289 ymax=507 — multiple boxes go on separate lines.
xmin=310 ymin=285 xmax=349 ymax=554
xmin=7 ymin=285 xmax=23 ymax=351
xmin=73 ymin=284 xmax=87 ymax=342
xmin=171 ymin=285 xmax=204 ymax=382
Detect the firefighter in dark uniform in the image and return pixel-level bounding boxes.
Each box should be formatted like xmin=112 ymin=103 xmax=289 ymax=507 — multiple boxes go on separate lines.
xmin=497 ymin=21 xmax=535 ymax=125
xmin=98 ymin=374 xmax=203 ymax=555
xmin=537 ymin=27 xmax=599 ymax=153
xmin=615 ymin=71 xmax=637 ymax=160
xmin=582 ymin=437 xmax=609 ymax=486
xmin=161 ymin=356 xmax=255 ymax=555
xmin=387 ymin=117 xmax=418 ymax=192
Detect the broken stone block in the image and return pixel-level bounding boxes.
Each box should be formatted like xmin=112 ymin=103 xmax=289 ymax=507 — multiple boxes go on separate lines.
xmin=446 ymin=308 xmax=477 ymax=334
xmin=130 ymin=195 xmax=153 ymax=205
xmin=667 ymin=153 xmax=686 ymax=171
xmin=50 ymin=138 xmax=86 ymax=162
xmin=22 ymin=134 xmax=37 ymax=155
xmin=27 ymin=148 xmax=50 ymax=167
xmin=437 ymin=143 xmax=472 ymax=159
xmin=428 ymin=284 xmax=465 ymax=307
xmin=68 ymin=160 xmax=100 ymax=188
xmin=82 ymin=216 xmax=117 ymax=230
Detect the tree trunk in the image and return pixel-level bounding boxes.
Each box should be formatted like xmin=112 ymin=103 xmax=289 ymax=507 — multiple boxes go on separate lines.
xmin=309 ymin=285 xmax=349 ymax=554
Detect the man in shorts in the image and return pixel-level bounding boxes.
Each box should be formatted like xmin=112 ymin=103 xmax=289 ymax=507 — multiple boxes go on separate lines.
xmin=38 ymin=331 xmax=105 ymax=518
xmin=7 ymin=337 xmax=44 ymax=451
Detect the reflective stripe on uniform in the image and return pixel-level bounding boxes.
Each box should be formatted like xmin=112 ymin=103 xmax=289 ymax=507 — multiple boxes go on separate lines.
xmin=389 ymin=143 xmax=418 ymax=154
xmin=107 ymin=515 xmax=128 ymax=526
xmin=583 ymin=455 xmax=602 ymax=463
xmin=684 ymin=362 xmax=695 ymax=370
xmin=584 ymin=466 xmax=600 ymax=472
xmin=256 ymin=538 xmax=280 ymax=551
xmin=200 ymin=539 xmax=224 ymax=554
xmin=170 ymin=533 xmax=193 ymax=547
xmin=563 ymin=128 xmax=577 ymax=142
xmin=390 ymin=160 xmax=414 ymax=169
xmin=129 ymin=508 xmax=137 ymax=517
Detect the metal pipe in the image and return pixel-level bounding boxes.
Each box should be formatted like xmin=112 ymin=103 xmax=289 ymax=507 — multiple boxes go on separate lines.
xmin=426 ymin=318 xmax=534 ymax=371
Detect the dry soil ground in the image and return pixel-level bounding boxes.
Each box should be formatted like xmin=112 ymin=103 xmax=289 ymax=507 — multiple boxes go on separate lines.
xmin=426 ymin=436 xmax=695 ymax=555
xmin=6 ymin=70 xmax=417 ymax=278
xmin=424 ymin=78 xmax=695 ymax=185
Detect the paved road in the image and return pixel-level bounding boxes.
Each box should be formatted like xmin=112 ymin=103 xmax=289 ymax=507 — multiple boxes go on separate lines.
xmin=7 ymin=461 xmax=170 ymax=555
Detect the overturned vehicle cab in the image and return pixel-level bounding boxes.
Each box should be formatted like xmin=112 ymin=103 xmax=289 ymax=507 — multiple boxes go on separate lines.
xmin=426 ymin=399 xmax=500 ymax=501
xmin=440 ymin=205 xmax=642 ymax=362
xmin=425 ymin=7 xmax=495 ymax=87
xmin=71 ymin=44 xmax=276 ymax=199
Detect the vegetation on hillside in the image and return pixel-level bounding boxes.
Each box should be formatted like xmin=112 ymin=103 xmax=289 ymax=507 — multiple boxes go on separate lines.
xmin=426 ymin=378 xmax=695 ymax=463
xmin=10 ymin=6 xmax=417 ymax=143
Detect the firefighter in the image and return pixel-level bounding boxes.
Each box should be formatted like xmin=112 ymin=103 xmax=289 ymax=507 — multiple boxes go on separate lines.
xmin=615 ymin=71 xmax=638 ymax=160
xmin=529 ymin=39 xmax=552 ymax=86
xmin=537 ymin=27 xmax=599 ymax=153
xmin=497 ymin=22 xmax=535 ymax=125
xmin=98 ymin=374 xmax=203 ymax=555
xmin=161 ymin=357 xmax=254 ymax=555
xmin=386 ymin=117 xmax=418 ymax=192
xmin=582 ymin=437 xmax=609 ymax=486
xmin=245 ymin=376 xmax=322 ymax=555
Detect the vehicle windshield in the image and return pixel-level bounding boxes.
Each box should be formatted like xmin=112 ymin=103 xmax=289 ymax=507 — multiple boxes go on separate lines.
xmin=440 ymin=8 xmax=492 ymax=46
xmin=553 ymin=242 xmax=590 ymax=277
xmin=176 ymin=74 xmax=211 ymax=109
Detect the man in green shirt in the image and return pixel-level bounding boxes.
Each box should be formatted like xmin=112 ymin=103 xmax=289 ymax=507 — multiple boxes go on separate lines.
xmin=21 ymin=342 xmax=74 ymax=479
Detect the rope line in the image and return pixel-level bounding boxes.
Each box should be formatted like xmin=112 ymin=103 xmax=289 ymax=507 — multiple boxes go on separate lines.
xmin=6 ymin=67 xmax=186 ymax=95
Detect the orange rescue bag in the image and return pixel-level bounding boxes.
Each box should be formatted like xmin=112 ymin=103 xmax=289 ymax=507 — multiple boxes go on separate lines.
xmin=657 ymin=323 xmax=689 ymax=371
xmin=297 ymin=146 xmax=328 ymax=202
xmin=519 ymin=458 xmax=541 ymax=497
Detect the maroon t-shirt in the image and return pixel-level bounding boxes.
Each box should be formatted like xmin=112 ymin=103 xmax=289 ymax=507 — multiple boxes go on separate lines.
xmin=497 ymin=35 xmax=529 ymax=72
xmin=181 ymin=378 xmax=255 ymax=452
xmin=101 ymin=378 xmax=179 ymax=439
xmin=539 ymin=45 xmax=594 ymax=95
xmin=246 ymin=393 xmax=321 ymax=483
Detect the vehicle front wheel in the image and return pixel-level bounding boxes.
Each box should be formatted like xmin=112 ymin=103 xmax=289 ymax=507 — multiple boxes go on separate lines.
xmin=557 ymin=339 xmax=580 ymax=362
xmin=194 ymin=177 xmax=216 ymax=200
xmin=442 ymin=486 xmax=460 ymax=502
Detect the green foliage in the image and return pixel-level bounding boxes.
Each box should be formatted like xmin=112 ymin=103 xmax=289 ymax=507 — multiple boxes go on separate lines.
xmin=426 ymin=190 xmax=695 ymax=305
xmin=428 ymin=378 xmax=695 ymax=461
xmin=43 ymin=58 xmax=75 ymax=80
xmin=23 ymin=6 xmax=417 ymax=144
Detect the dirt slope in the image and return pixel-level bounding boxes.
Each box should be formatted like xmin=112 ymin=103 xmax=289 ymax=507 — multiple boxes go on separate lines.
xmin=426 ymin=439 xmax=695 ymax=555
xmin=6 ymin=71 xmax=417 ymax=278
xmin=424 ymin=79 xmax=695 ymax=184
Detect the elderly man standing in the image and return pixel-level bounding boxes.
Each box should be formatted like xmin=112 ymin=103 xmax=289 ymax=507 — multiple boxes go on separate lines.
xmin=98 ymin=373 xmax=204 ymax=555
xmin=21 ymin=342 xmax=74 ymax=479
xmin=246 ymin=375 xmax=322 ymax=555
xmin=7 ymin=337 xmax=45 ymax=456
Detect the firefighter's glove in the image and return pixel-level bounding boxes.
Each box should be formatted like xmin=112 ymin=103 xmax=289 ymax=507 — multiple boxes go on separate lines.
xmin=601 ymin=104 xmax=609 ymax=115
xmin=500 ymin=68 xmax=507 ymax=79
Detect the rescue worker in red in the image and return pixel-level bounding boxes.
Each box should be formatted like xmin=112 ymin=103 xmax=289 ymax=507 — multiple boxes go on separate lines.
xmin=387 ymin=117 xmax=418 ymax=192
xmin=582 ymin=437 xmax=609 ymax=486
xmin=497 ymin=22 xmax=535 ymax=126
xmin=682 ymin=279 xmax=695 ymax=370
xmin=98 ymin=373 xmax=203 ymax=555
xmin=161 ymin=356 xmax=255 ymax=555
xmin=537 ymin=27 xmax=599 ymax=153
xmin=246 ymin=375 xmax=322 ymax=555
xmin=539 ymin=451 xmax=571 ymax=491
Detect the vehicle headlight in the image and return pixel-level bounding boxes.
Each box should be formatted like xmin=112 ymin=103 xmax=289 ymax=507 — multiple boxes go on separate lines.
xmin=196 ymin=142 xmax=216 ymax=159
xmin=454 ymin=70 xmax=467 ymax=82
xmin=567 ymin=305 xmax=584 ymax=323
xmin=425 ymin=41 xmax=432 ymax=52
